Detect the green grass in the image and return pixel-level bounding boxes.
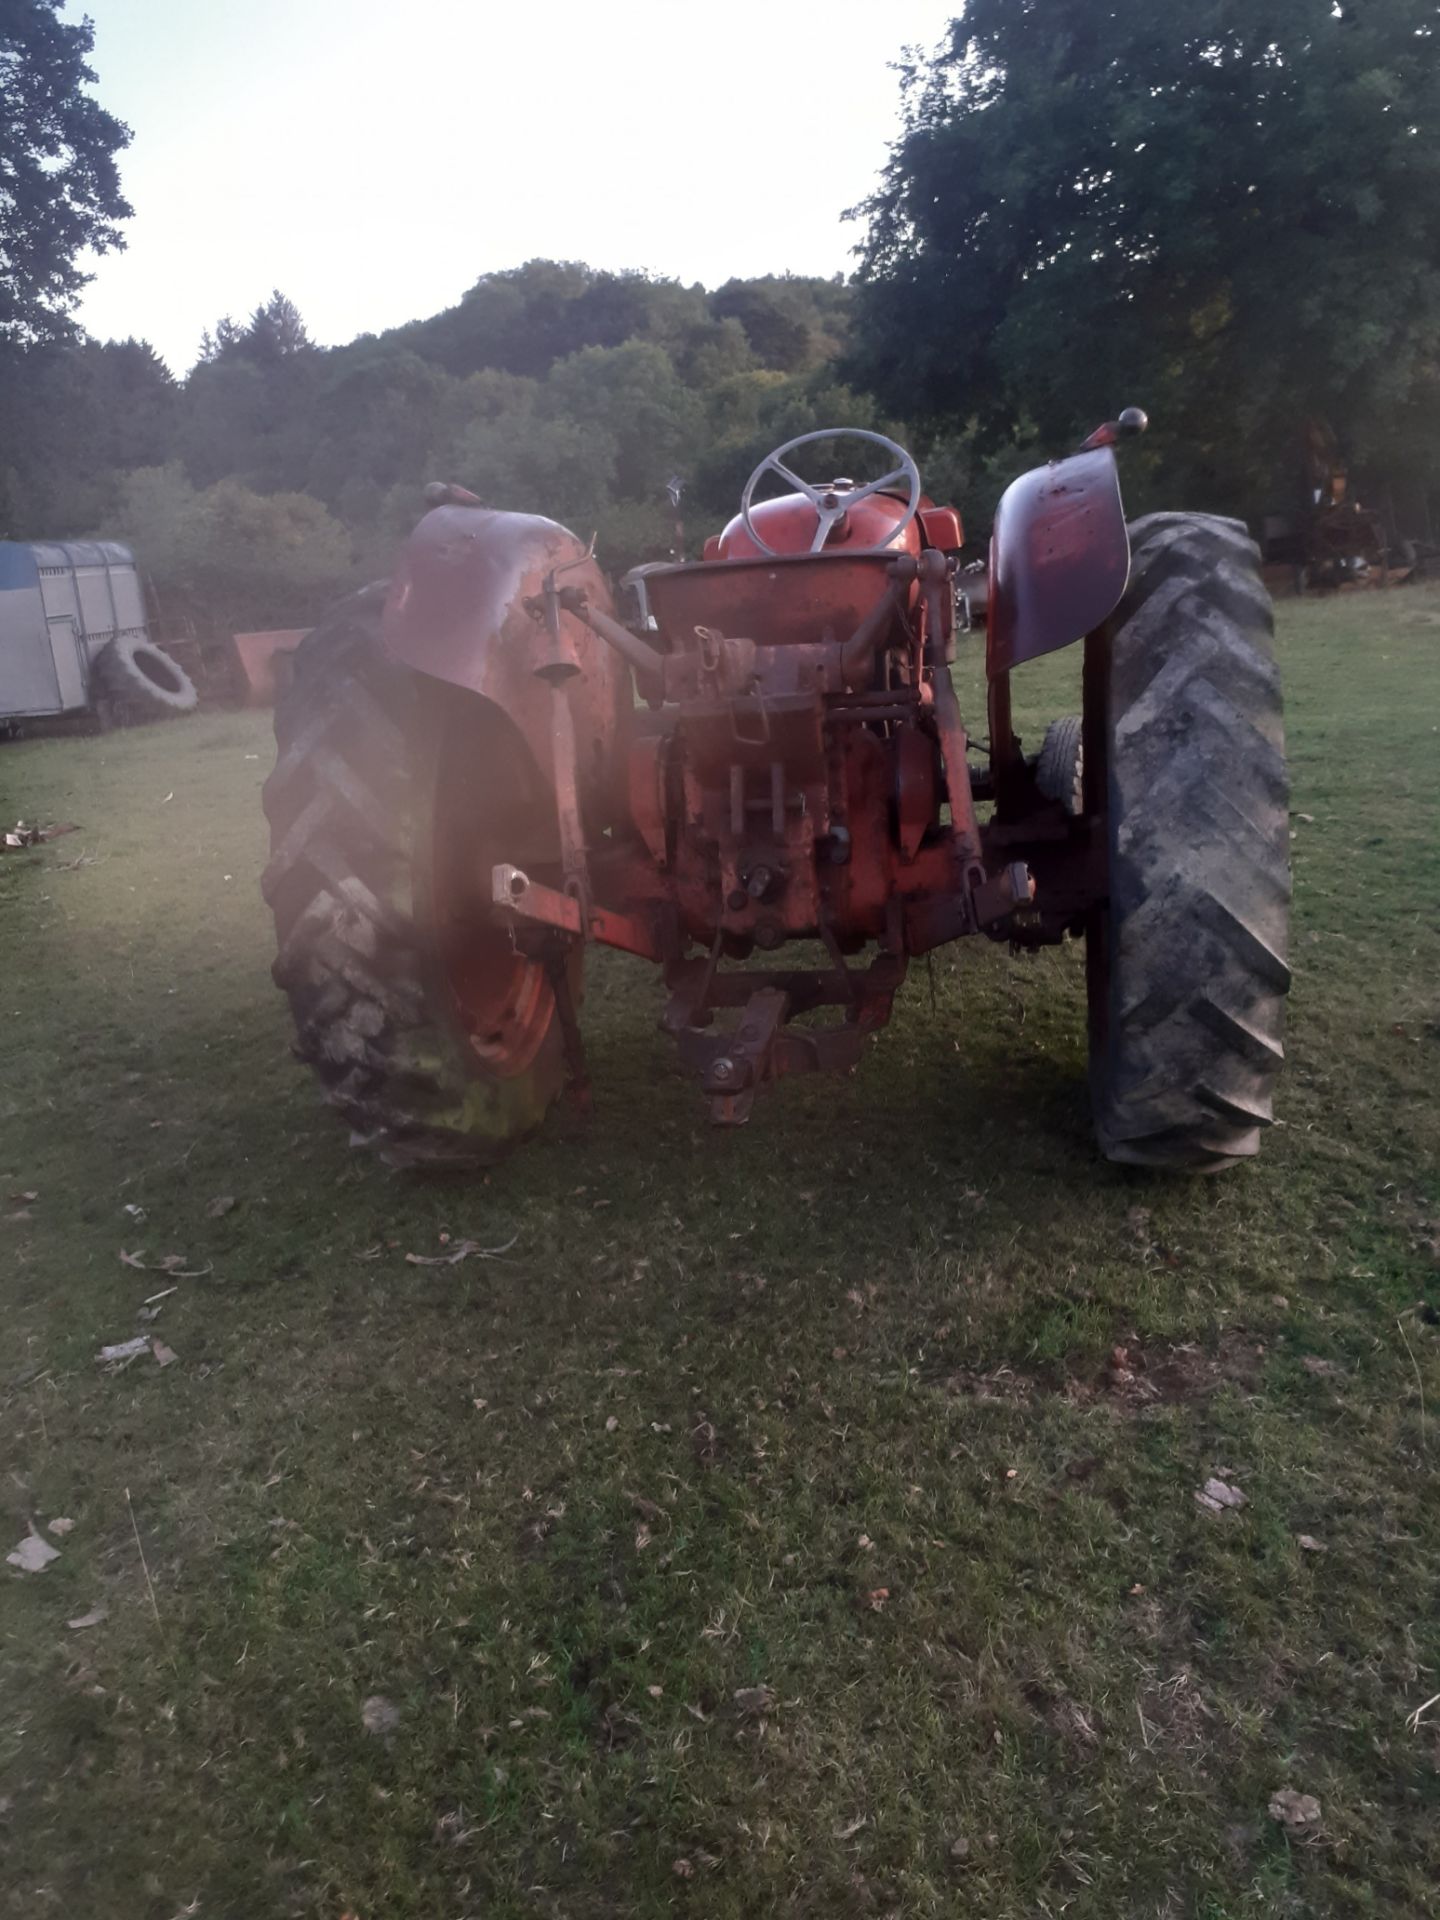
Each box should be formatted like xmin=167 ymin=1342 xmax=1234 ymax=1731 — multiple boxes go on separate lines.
xmin=2 ymin=588 xmax=1438 ymax=1918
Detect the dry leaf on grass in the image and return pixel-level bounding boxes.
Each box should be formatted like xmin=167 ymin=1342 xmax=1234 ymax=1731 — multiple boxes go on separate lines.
xmin=7 ymin=1530 xmax=60 ymax=1573
xmin=1195 ymin=1477 xmax=1248 ymax=1514
xmin=1297 ymin=1534 xmax=1327 ymax=1553
xmin=151 ymin=1340 xmax=179 ymax=1368
xmin=361 ymin=1695 xmax=401 ymax=1737
xmin=47 ymin=1517 xmax=75 ymax=1536
xmin=118 ymin=1249 xmax=211 ymax=1278
xmin=206 ymin=1195 xmax=237 ymax=1218
xmin=732 ymin=1685 xmax=775 ymax=1718
xmin=1300 ymin=1355 xmax=1344 ymax=1377
xmin=1268 ymin=1787 xmax=1322 ymax=1829
xmin=67 ymin=1605 xmax=108 ymax=1630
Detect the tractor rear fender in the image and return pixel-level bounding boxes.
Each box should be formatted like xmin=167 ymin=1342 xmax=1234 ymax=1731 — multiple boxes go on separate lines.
xmin=382 ymin=505 xmax=629 ymax=815
xmin=986 ymin=448 xmax=1131 ymax=677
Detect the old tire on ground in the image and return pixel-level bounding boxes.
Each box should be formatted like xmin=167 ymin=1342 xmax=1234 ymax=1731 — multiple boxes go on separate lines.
xmin=262 ymin=586 xmax=575 ymax=1168
xmin=1088 ymin=512 xmax=1290 ymax=1172
xmin=93 ymin=634 xmax=198 ymax=719
xmin=1035 ymin=714 xmax=1083 ymax=816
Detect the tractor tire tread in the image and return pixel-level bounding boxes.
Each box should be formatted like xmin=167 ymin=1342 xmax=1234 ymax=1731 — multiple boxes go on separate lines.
xmin=263 ymin=598 xmax=561 ymax=1167
xmin=1036 ymin=714 xmax=1084 ymax=815
xmin=1091 ymin=512 xmax=1290 ymax=1170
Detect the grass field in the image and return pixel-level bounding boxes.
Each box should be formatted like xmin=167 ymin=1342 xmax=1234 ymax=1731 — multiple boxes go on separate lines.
xmin=2 ymin=586 xmax=1438 ymax=1918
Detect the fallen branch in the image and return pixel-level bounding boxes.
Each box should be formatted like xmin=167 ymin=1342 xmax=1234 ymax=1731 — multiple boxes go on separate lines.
xmin=404 ymin=1234 xmax=518 ymax=1267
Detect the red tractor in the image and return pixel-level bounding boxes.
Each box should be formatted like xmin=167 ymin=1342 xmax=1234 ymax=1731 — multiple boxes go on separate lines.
xmin=264 ymin=420 xmax=1289 ymax=1172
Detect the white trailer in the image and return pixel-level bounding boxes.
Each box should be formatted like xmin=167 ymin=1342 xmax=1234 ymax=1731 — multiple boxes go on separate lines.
xmin=0 ymin=540 xmax=195 ymax=722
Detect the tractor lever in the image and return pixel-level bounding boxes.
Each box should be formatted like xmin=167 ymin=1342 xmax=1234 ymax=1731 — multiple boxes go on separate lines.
xmin=554 ymin=585 xmax=666 ymax=693
xmin=1079 ymin=407 xmax=1149 ymax=452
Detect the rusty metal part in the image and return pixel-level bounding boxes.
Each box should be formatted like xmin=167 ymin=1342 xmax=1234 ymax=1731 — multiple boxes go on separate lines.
xmin=493 ymin=864 xmax=663 ymax=962
xmin=423 ymin=479 xmax=485 ymax=508
xmin=544 ymin=946 xmax=592 ymax=1113
xmin=556 ymin=587 xmax=665 ymax=692
xmin=423 ymin=690 xmax=568 ymax=1081
xmin=987 ymin=447 xmax=1130 ymax=675
xmin=971 ymin=862 xmax=1036 ymax=926
xmin=699 ymin=986 xmax=790 ymax=1123
xmin=894 ymin=725 xmax=938 ymax=862
xmin=642 ymin=548 xmax=917 ymax=654
xmin=546 ymin=676 xmax=590 ymax=913
xmin=383 ymin=506 xmax=628 ymax=816
xmin=922 ymin=547 xmax=984 ymax=892
xmin=840 ymin=577 xmax=906 ymax=688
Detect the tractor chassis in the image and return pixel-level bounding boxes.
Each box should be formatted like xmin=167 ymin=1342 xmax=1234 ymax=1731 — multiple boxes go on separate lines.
xmin=492 ymin=640 xmax=1104 ymax=1126
xmin=474 ymin=453 xmax=1121 ymax=1130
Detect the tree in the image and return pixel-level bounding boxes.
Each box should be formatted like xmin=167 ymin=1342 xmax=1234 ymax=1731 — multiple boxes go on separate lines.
xmin=393 ymin=261 xmax=713 ymax=380
xmin=182 ymin=296 xmax=320 ymax=491
xmin=711 ymin=280 xmax=816 ymax=372
xmin=237 ymin=289 xmax=311 ymax=364
xmin=0 ymin=0 xmax=131 ymax=344
xmin=0 ymin=333 xmax=173 ymax=533
xmin=849 ymin=0 xmax=1440 ymax=516
xmin=197 ymin=315 xmax=242 ymax=363
xmin=101 ymin=465 xmax=354 ymax=632
xmin=303 ymin=343 xmax=450 ymax=507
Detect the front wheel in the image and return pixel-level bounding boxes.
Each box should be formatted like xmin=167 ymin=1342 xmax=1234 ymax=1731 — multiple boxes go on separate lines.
xmin=262 ymin=588 xmax=575 ymax=1168
xmin=1088 ymin=513 xmax=1291 ymax=1172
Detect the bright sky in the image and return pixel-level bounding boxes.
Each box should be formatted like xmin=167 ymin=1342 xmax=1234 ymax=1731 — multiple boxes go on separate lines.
xmin=73 ymin=0 xmax=958 ymax=374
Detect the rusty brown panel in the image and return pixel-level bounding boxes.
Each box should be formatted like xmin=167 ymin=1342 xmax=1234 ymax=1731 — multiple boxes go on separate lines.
xmin=644 ymin=551 xmax=909 ymax=651
xmin=232 ymin=628 xmax=309 ymax=705
xmin=986 ymin=447 xmax=1130 ymax=677
xmin=382 ymin=505 xmax=627 ymax=823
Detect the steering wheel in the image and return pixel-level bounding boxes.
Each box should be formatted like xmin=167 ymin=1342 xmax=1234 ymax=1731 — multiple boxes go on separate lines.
xmin=740 ymin=427 xmax=922 ymax=557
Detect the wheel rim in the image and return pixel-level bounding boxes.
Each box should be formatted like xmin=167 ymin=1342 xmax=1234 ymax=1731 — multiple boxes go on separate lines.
xmin=427 ymin=694 xmax=564 ymax=1080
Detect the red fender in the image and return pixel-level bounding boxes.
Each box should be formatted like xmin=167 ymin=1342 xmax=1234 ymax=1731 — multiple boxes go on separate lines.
xmin=382 ymin=505 xmax=628 ymax=817
xmin=986 ymin=448 xmax=1130 ymax=676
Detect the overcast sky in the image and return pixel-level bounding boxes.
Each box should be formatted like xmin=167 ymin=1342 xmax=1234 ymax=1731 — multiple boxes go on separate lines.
xmin=72 ymin=0 xmax=958 ymax=374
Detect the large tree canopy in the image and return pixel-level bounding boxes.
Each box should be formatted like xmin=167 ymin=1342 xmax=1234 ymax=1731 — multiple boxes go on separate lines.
xmin=0 ymin=0 xmax=131 ymax=344
xmin=848 ymin=0 xmax=1440 ymax=512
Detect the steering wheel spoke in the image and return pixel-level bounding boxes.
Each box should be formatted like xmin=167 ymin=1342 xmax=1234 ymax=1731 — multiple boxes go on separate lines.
xmin=769 ymin=459 xmax=822 ymax=502
xmin=739 ymin=429 xmax=922 ymax=558
xmin=851 ymin=465 xmax=911 ymax=502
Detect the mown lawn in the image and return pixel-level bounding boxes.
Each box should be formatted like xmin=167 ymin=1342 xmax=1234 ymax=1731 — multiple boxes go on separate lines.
xmin=2 ymin=586 xmax=1438 ymax=1919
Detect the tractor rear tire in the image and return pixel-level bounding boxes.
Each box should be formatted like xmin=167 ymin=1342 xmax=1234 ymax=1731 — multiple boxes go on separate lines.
xmin=262 ymin=587 xmax=573 ymax=1168
xmin=1088 ymin=512 xmax=1290 ymax=1172
xmin=93 ymin=634 xmax=198 ymax=721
